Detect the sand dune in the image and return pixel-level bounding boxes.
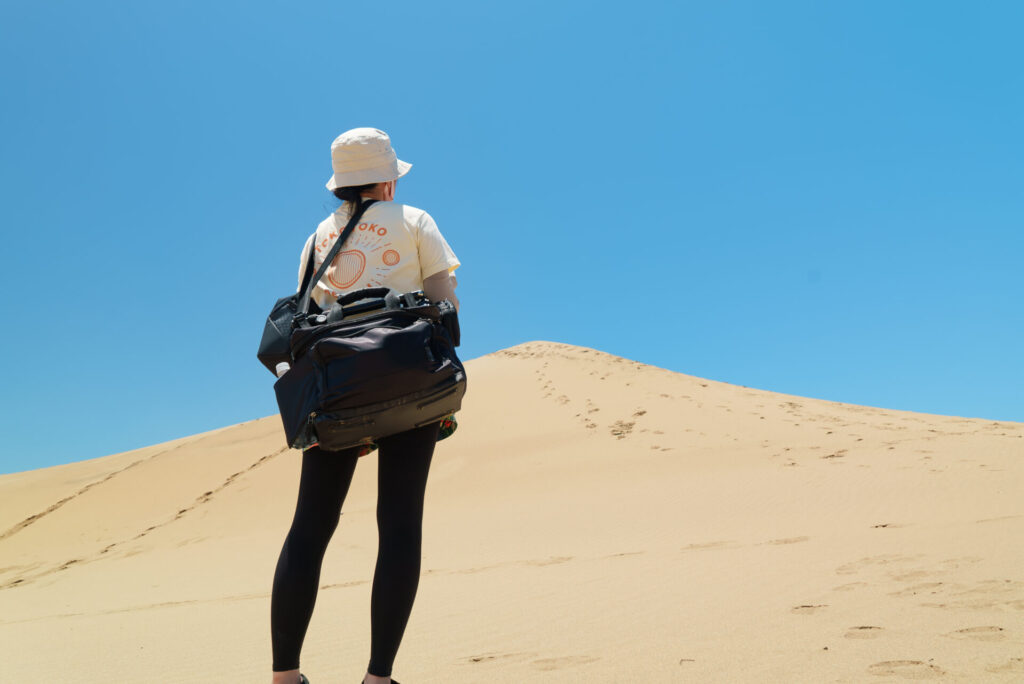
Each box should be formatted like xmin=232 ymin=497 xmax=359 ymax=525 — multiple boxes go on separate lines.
xmin=1 ymin=341 xmax=1021 ymax=683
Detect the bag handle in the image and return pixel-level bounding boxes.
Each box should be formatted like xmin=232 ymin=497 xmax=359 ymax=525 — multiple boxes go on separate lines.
xmin=296 ymin=199 xmax=378 ymax=316
xmin=337 ymin=287 xmax=392 ymax=306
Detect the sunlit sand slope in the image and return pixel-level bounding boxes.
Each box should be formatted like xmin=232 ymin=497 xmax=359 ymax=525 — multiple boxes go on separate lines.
xmin=1 ymin=341 xmax=1021 ymax=682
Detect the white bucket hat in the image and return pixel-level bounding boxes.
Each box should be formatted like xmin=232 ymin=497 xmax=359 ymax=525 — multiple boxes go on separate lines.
xmin=325 ymin=127 xmax=412 ymax=191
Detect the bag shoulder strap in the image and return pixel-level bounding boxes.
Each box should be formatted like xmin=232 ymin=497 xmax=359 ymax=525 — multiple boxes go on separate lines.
xmin=297 ymin=199 xmax=378 ymax=315
xmin=297 ymin=235 xmax=318 ymax=297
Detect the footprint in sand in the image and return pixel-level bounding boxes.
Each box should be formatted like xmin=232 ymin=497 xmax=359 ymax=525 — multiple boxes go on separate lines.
xmin=833 ymin=581 xmax=869 ymax=592
xmin=867 ymin=660 xmax=945 ymax=678
xmin=986 ymin=657 xmax=1024 ymax=674
xmin=465 ymin=651 xmax=535 ymax=664
xmin=791 ymin=604 xmax=828 ymax=615
xmin=526 ymin=555 xmax=574 ymax=567
xmin=320 ymin=580 xmax=368 ymax=589
xmin=890 ymin=569 xmax=943 ymax=582
xmin=530 ymin=655 xmax=600 ymax=671
xmin=880 ymin=581 xmax=942 ymax=593
xmin=763 ymin=536 xmax=810 ymax=545
xmin=835 ymin=554 xmax=919 ymax=576
xmin=609 ymin=420 xmax=635 ymax=439
xmin=915 ymin=579 xmax=1024 ymax=610
xmin=945 ymin=626 xmax=1006 ymax=642
xmin=976 ymin=515 xmax=1024 ymax=524
xmin=681 ymin=541 xmax=738 ymax=552
xmin=844 ymin=626 xmax=883 ymax=639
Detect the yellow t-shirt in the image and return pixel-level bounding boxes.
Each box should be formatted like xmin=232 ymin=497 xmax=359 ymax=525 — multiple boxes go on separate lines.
xmin=297 ymin=201 xmax=460 ymax=310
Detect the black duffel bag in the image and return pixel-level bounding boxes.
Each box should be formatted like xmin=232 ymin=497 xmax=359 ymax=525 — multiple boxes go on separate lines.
xmin=257 ymin=200 xmax=466 ymax=451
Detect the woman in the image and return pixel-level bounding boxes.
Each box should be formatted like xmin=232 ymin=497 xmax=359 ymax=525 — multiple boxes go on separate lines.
xmin=270 ymin=128 xmax=460 ymax=684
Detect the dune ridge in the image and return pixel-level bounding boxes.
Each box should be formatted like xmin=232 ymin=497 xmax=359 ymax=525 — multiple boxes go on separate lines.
xmin=0 ymin=341 xmax=1021 ymax=682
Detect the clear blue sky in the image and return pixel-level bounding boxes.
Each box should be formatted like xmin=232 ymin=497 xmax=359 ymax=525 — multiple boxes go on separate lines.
xmin=1 ymin=1 xmax=1021 ymax=475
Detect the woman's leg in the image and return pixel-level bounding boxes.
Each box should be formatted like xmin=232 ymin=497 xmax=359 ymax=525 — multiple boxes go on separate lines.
xmin=271 ymin=444 xmax=361 ymax=674
xmin=365 ymin=422 xmax=441 ymax=679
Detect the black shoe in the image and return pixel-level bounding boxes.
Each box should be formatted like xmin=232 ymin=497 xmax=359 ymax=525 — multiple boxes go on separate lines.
xmin=299 ymin=675 xmax=309 ymax=684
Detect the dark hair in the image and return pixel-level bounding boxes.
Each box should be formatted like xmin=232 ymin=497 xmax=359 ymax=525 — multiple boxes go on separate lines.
xmin=332 ymin=183 xmax=377 ymax=216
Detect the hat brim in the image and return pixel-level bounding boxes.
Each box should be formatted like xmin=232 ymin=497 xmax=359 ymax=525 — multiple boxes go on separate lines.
xmin=325 ymin=158 xmax=412 ymax=192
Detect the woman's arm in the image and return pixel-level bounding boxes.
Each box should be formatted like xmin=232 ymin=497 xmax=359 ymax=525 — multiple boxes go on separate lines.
xmin=423 ymin=270 xmax=459 ymax=312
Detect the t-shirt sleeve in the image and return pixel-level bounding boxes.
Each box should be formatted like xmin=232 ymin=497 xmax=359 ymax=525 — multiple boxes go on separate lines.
xmin=297 ymin=232 xmax=315 ymax=293
xmin=416 ymin=211 xmax=460 ymax=279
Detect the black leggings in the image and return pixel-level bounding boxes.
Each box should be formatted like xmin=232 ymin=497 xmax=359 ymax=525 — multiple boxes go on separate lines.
xmin=271 ymin=421 xmax=440 ymax=677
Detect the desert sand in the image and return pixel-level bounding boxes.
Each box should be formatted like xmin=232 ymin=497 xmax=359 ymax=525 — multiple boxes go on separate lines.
xmin=1 ymin=341 xmax=1021 ymax=683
